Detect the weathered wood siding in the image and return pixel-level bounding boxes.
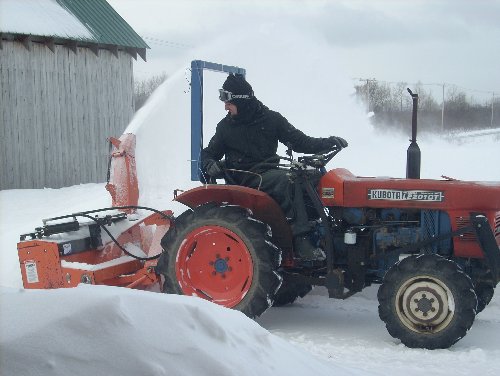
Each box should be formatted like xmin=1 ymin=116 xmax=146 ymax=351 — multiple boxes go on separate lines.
xmin=0 ymin=41 xmax=134 ymax=190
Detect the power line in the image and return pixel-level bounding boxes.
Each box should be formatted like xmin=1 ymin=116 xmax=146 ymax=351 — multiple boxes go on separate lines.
xmin=354 ymin=77 xmax=498 ymax=96
xmin=353 ymin=78 xmax=499 ymax=131
xmin=141 ymin=36 xmax=193 ymax=49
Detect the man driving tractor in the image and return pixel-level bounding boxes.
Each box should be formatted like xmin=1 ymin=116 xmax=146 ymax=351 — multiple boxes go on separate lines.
xmin=200 ymin=73 xmax=348 ymax=261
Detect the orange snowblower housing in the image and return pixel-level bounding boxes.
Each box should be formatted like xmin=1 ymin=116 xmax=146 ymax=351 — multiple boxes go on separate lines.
xmin=17 ymin=133 xmax=173 ymax=291
xmin=318 ymin=168 xmax=500 ymax=259
xmin=17 ymin=211 xmax=171 ymax=289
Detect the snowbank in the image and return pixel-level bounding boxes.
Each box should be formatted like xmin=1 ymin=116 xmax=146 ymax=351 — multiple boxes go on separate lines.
xmin=0 ymin=285 xmax=357 ymax=376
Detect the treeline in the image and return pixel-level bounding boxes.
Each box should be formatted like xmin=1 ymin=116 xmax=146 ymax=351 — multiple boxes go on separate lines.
xmin=133 ymin=75 xmax=499 ymax=134
xmin=354 ymin=80 xmax=500 ymax=134
xmin=134 ymin=73 xmax=168 ymax=111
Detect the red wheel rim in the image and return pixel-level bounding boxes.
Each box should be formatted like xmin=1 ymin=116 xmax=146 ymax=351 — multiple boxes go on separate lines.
xmin=175 ymin=225 xmax=254 ymax=307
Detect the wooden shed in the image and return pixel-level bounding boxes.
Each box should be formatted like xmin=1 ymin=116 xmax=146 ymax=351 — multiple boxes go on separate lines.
xmin=0 ymin=0 xmax=149 ymax=189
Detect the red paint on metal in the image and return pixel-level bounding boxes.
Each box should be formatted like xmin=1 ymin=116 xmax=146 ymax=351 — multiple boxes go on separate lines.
xmin=175 ymin=185 xmax=293 ymax=253
xmin=318 ymin=168 xmax=500 ymax=258
xmin=105 ymin=133 xmax=139 ymax=213
xmin=319 ymin=168 xmax=500 ymax=210
xmin=16 ymin=210 xmax=173 ymax=290
xmin=175 ymin=225 xmax=254 ymax=308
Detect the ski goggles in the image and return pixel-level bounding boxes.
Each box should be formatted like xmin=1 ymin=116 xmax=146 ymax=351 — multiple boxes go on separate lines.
xmin=219 ymin=89 xmax=252 ymax=102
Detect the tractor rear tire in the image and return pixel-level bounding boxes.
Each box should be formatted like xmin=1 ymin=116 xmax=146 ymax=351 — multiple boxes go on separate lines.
xmin=272 ymin=274 xmax=312 ymax=307
xmin=378 ymin=254 xmax=477 ymax=349
xmin=157 ymin=203 xmax=282 ymax=318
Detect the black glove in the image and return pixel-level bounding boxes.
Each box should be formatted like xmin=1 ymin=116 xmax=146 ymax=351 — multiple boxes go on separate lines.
xmin=205 ymin=160 xmax=224 ymax=178
xmin=328 ymin=136 xmax=348 ymax=149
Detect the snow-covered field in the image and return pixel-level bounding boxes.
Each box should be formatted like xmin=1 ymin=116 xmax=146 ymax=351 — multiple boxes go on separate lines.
xmin=2 ymin=22 xmax=500 ymax=376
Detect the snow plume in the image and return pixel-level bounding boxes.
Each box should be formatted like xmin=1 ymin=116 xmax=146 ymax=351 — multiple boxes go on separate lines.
xmin=127 ymin=24 xmax=499 ymax=213
xmin=125 ymin=25 xmax=373 ymax=209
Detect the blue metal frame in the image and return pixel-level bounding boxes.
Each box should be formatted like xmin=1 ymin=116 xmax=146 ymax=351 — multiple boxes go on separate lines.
xmin=190 ymin=60 xmax=246 ymax=181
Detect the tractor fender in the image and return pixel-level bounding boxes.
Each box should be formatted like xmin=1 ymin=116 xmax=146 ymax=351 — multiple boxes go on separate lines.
xmin=174 ymin=185 xmax=293 ymax=251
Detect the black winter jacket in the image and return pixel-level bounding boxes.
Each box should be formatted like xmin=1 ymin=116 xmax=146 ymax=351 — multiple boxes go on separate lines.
xmin=201 ymin=100 xmax=333 ymax=174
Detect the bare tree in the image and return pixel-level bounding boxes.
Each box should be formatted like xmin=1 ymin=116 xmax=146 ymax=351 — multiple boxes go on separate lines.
xmin=134 ymin=73 xmax=168 ymax=111
xmin=391 ymin=82 xmax=409 ymax=112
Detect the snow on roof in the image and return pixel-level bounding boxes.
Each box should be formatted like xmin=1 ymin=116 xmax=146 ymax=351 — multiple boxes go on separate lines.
xmin=0 ymin=0 xmax=95 ymax=40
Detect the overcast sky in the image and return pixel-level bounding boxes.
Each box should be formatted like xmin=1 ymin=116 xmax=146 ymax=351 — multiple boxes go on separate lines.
xmin=108 ymin=0 xmax=500 ymax=99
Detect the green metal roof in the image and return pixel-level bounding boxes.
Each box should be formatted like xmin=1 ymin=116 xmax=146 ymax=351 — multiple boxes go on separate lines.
xmin=56 ymin=0 xmax=149 ymax=49
xmin=0 ymin=0 xmax=149 ymax=61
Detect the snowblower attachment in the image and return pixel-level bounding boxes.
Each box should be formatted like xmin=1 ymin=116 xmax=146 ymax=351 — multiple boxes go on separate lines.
xmin=18 ymin=207 xmax=172 ymax=289
xmin=17 ymin=132 xmax=173 ymax=290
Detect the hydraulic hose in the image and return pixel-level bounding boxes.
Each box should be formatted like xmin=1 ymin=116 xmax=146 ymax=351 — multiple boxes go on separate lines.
xmin=65 ymin=206 xmax=174 ymax=261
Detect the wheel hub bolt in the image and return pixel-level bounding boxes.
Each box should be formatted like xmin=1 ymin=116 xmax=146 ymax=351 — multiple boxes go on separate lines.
xmin=414 ymin=294 xmax=436 ymax=316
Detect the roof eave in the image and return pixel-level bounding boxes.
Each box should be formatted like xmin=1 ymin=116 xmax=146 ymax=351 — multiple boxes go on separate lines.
xmin=0 ymin=32 xmax=147 ymax=61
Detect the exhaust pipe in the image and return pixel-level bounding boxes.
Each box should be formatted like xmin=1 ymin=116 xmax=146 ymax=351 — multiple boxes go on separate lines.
xmin=406 ymin=88 xmax=421 ymax=179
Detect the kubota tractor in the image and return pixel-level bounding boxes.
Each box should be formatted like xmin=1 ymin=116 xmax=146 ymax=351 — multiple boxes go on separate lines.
xmin=17 ymin=61 xmax=500 ymax=350
xmin=154 ymin=142 xmax=500 ymax=350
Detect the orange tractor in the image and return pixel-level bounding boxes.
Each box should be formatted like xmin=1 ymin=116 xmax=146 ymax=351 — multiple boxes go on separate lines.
xmin=18 ymin=62 xmax=500 ymax=349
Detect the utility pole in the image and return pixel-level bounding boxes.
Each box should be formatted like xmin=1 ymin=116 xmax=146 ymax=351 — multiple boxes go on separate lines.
xmin=441 ymin=83 xmax=445 ymax=132
xmin=366 ymin=79 xmax=370 ymax=112
xmin=492 ymin=92 xmax=495 ymax=128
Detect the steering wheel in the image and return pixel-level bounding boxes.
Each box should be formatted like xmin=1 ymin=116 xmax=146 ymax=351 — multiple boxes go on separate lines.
xmin=297 ymin=146 xmax=342 ymax=169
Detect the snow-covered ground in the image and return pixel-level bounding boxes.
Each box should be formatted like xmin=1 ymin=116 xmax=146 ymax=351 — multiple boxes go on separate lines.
xmin=2 ymin=23 xmax=500 ymax=376
xmin=1 ymin=181 xmax=500 ymax=375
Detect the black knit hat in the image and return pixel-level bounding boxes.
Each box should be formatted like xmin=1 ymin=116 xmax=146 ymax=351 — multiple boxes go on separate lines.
xmin=222 ymin=74 xmax=254 ymax=97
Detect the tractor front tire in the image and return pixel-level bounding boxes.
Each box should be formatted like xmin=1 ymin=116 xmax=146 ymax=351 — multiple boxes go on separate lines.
xmin=157 ymin=203 xmax=282 ymax=318
xmin=378 ymin=254 xmax=477 ymax=349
